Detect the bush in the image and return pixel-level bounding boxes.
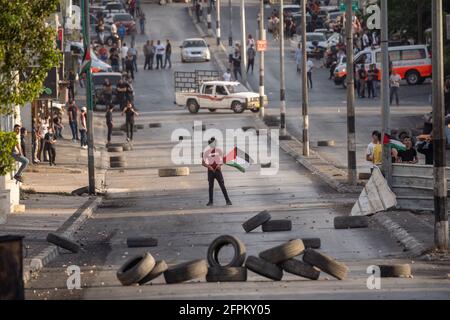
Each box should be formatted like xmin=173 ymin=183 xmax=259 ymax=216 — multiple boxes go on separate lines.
xmin=0 ymin=131 xmax=17 ymax=176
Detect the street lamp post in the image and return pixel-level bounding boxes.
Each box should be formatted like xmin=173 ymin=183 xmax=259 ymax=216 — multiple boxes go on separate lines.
xmin=259 ymin=0 xmax=265 ymax=119
xmin=301 ymin=0 xmax=309 ymax=156
xmin=228 ymin=0 xmax=233 ymax=47
xmin=216 ymin=0 xmax=221 ymax=45
xmin=279 ymin=0 xmax=287 ymax=137
xmin=240 ymin=0 xmax=247 ymax=84
xmin=81 ymin=0 xmax=96 ymax=195
xmin=431 ymin=0 xmax=448 ymax=250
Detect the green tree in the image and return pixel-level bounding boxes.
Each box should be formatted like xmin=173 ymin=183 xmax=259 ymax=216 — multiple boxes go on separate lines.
xmin=0 ymin=0 xmax=61 ymax=115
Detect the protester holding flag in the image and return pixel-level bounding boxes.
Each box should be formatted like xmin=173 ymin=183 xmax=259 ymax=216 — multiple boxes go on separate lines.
xmin=202 ymin=137 xmax=232 ymax=206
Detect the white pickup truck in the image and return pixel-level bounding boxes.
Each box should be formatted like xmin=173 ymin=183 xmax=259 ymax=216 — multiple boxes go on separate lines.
xmin=175 ymin=80 xmax=265 ymax=114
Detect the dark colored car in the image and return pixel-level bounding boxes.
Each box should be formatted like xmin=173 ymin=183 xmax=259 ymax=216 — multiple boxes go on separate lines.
xmin=92 ymin=72 xmax=123 ymax=110
xmin=111 ymin=13 xmax=136 ymax=34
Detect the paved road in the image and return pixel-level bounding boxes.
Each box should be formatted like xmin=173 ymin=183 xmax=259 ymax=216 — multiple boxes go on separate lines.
xmin=25 ymin=3 xmax=450 ymax=300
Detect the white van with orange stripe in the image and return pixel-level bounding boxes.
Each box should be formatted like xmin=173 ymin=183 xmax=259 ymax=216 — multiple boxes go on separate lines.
xmin=334 ymin=44 xmax=432 ymax=86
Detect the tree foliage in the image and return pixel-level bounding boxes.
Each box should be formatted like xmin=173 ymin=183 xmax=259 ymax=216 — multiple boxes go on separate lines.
xmin=0 ymin=131 xmax=17 ymax=176
xmin=0 ymin=0 xmax=61 ymax=115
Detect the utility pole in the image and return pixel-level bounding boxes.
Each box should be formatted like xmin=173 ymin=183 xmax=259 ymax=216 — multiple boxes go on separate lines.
xmin=301 ymin=0 xmax=309 ymax=156
xmin=240 ymin=0 xmax=247 ymax=84
xmin=228 ymin=0 xmax=232 ymax=47
xmin=216 ymin=0 xmax=221 ymax=45
xmin=432 ymin=0 xmax=448 ymax=250
xmin=258 ymin=0 xmax=265 ymax=119
xmin=345 ymin=0 xmax=356 ymax=185
xmin=380 ymin=0 xmax=392 ymax=185
xmin=81 ymin=0 xmax=96 ymax=195
xmin=279 ymin=0 xmax=287 ymax=136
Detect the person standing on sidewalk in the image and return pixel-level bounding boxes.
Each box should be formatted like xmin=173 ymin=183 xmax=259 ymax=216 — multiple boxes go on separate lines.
xmin=306 ymin=57 xmax=314 ymax=89
xmin=11 ymin=124 xmax=29 ymax=183
xmin=163 ymin=39 xmax=172 ymax=69
xmin=106 ymin=104 xmax=114 ymax=145
xmin=121 ymin=102 xmax=139 ymax=142
xmin=390 ymin=69 xmax=401 ymax=106
xmin=202 ymin=137 xmax=232 ymax=206
xmin=139 ymin=11 xmax=146 ymax=34
xmin=44 ymin=127 xmax=57 ymax=166
xmin=247 ymin=44 xmax=256 ymax=74
xmin=79 ymin=107 xmax=88 ymax=149
xmin=155 ymin=40 xmax=165 ymax=70
xmin=67 ymin=100 xmax=79 ymax=142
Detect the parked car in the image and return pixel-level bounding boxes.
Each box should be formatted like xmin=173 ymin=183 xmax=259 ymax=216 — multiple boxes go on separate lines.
xmin=92 ymin=72 xmax=123 ymax=110
xmin=180 ymin=38 xmax=211 ymax=62
xmin=105 ymin=13 xmax=136 ymax=33
xmin=103 ymin=1 xmax=126 ymax=14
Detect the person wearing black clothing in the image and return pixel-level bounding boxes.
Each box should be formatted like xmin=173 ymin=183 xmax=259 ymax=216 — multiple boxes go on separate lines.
xmin=417 ymin=136 xmax=433 ymax=165
xmin=202 ymin=137 xmax=232 ymax=206
xmin=44 ymin=128 xmax=56 ymax=166
xmin=125 ymin=80 xmax=134 ymax=104
xmin=397 ymin=136 xmax=418 ymax=164
xmin=121 ymin=102 xmax=139 ymax=141
xmin=116 ymin=79 xmax=128 ymax=111
xmin=163 ymin=39 xmax=172 ymax=69
xmin=20 ymin=127 xmax=27 ymax=158
xmin=125 ymin=54 xmax=134 ymax=80
xmin=103 ymin=79 xmax=113 ymax=106
xmin=68 ymin=70 xmax=76 ymax=101
xmin=232 ymin=53 xmax=242 ymax=80
xmin=106 ymin=104 xmax=114 ymax=144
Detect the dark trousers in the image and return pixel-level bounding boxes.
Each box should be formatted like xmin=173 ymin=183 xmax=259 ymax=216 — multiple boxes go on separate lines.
xmin=164 ymin=54 xmax=172 ymax=68
xmin=107 ymin=122 xmax=113 ymax=143
xmin=45 ymin=144 xmax=56 ymax=165
xmin=80 ymin=129 xmax=88 ymax=147
xmin=208 ymin=170 xmax=230 ymax=203
xmin=144 ymin=54 xmax=152 ymax=69
xmin=367 ymin=80 xmax=375 ymax=98
xmin=118 ymin=96 xmax=127 ymax=111
xmin=126 ymin=121 xmax=134 ymax=140
xmin=359 ymin=80 xmax=366 ymax=97
xmin=126 ymin=66 xmax=134 ymax=79
xmin=38 ymin=138 xmax=47 ymax=161
xmin=69 ymin=120 xmax=78 ymax=140
xmin=103 ymin=93 xmax=112 ymax=106
xmin=247 ymin=59 xmax=254 ymax=73
xmin=307 ymin=72 xmax=313 ymax=89
xmin=68 ymin=85 xmax=75 ymax=101
xmin=233 ymin=66 xmax=242 ymax=80
xmin=390 ymin=86 xmax=399 ymax=105
xmin=156 ymin=54 xmax=163 ymax=69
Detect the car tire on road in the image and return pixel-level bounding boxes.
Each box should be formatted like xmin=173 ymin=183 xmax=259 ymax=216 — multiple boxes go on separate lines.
xmin=187 ymin=99 xmax=200 ymax=113
xmin=301 ymin=238 xmax=321 ymax=249
xmin=231 ymin=101 xmax=245 ymax=113
xmin=158 ymin=167 xmax=190 ymax=177
xmin=116 ymin=252 xmax=156 ymax=286
xmin=163 ymin=259 xmax=208 ymax=284
xmin=46 ymin=233 xmax=80 ymax=253
xmin=251 ymin=108 xmax=259 ymax=113
xmin=207 ymin=235 xmax=247 ymax=268
xmin=206 ymin=267 xmax=247 ymax=282
xmin=303 ymin=249 xmax=348 ymax=280
xmin=280 ymin=259 xmax=320 ymax=280
xmin=245 ymin=256 xmax=283 ymax=281
xmin=261 ymin=219 xmax=292 ymax=232
xmin=126 ymin=237 xmax=158 ymax=248
xmin=242 ymin=210 xmax=272 ymax=232
xmin=406 ymin=70 xmax=420 ymax=85
xmin=259 ymin=239 xmax=305 ymax=264
xmin=138 ymin=260 xmax=168 ymax=285
xmin=379 ymin=264 xmax=412 ymax=278
xmin=334 ymin=216 xmax=369 ymax=229
xmin=208 ymin=109 xmax=217 ymax=112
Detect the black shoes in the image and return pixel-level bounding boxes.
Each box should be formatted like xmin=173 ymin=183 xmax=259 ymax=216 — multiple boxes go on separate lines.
xmin=226 ymin=200 xmax=232 ymax=206
xmin=14 ymin=175 xmax=23 ymax=183
xmin=206 ymin=202 xmax=213 ymax=206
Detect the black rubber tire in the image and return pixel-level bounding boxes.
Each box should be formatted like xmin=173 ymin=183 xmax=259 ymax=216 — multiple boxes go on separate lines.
xmin=260 ymin=162 xmax=271 ymax=168
xmin=138 ymin=260 xmax=168 ymax=285
xmin=206 ymin=267 xmax=247 ymax=282
xmin=110 ymin=156 xmax=125 ymax=162
xmin=108 ymin=146 xmax=123 ymax=153
xmin=127 ymin=237 xmax=158 ymax=248
xmin=245 ymin=256 xmax=283 ymax=281
xmin=231 ymin=101 xmax=245 ymax=113
xmin=317 ymin=140 xmax=335 ymax=147
xmin=163 ymin=259 xmax=208 ymax=284
xmin=251 ymin=108 xmax=259 ymax=113
xmin=280 ymin=259 xmax=320 ymax=280
xmin=46 ymin=233 xmax=80 ymax=253
xmin=301 ymin=238 xmax=321 ymax=249
xmin=208 ymin=109 xmax=217 ymax=112
xmin=242 ymin=210 xmax=272 ymax=233
xmin=207 ymin=235 xmax=246 ymax=268
xmin=158 ymin=167 xmax=190 ymax=177
xmin=149 ymin=123 xmax=162 ymax=128
xmin=122 ymin=143 xmax=133 ymax=152
xmin=259 ymin=239 xmax=305 ymax=264
xmin=334 ymin=216 xmax=369 ymax=229
xmin=302 ymin=249 xmax=348 ymax=280
xmin=379 ymin=264 xmax=411 ymax=278
xmin=187 ymin=99 xmax=200 ymax=113
xmin=261 ymin=220 xmax=292 ymax=232
xmin=71 ymin=186 xmax=89 ymax=196
xmin=116 ymin=252 xmax=156 ymax=286
xmin=406 ymin=70 xmax=420 ymax=85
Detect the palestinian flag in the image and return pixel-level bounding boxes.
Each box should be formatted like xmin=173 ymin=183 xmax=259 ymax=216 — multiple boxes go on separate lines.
xmin=223 ymin=147 xmax=252 ymax=173
xmin=79 ymin=46 xmax=91 ymax=75
xmin=383 ymin=134 xmax=406 ymax=152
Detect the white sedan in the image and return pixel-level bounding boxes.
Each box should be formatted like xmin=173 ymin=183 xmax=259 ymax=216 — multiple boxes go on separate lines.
xmin=180 ymin=38 xmax=211 ymax=63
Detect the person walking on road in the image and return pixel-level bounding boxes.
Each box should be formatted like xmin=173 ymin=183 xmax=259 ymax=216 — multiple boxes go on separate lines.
xmin=102 ymin=78 xmax=113 ymax=106
xmin=67 ymin=100 xmax=79 ymax=142
xmin=247 ymin=45 xmax=256 ymax=74
xmin=390 ymin=69 xmax=401 ymax=106
xmin=116 ymin=78 xmax=128 ymax=111
xmin=118 ymin=24 xmax=126 ymax=43
xmin=11 ymin=124 xmax=29 ymax=183
xmin=163 ymin=39 xmax=172 ymax=69
xmin=122 ymin=102 xmax=139 ymax=142
xmin=358 ymin=64 xmax=368 ymax=98
xmin=125 ymin=53 xmax=135 ymax=80
xmin=306 ymin=57 xmax=314 ymax=89
xmin=121 ymin=42 xmax=129 ymax=71
xmin=106 ymin=104 xmax=114 ymax=145
xmin=139 ymin=11 xmax=146 ymax=34
xmin=367 ymin=64 xmax=379 ymax=98
xmin=44 ymin=127 xmax=57 ymax=166
xmin=202 ymin=137 xmax=232 ymax=206
xmin=155 ymin=40 xmax=165 ymax=69
xmin=232 ymin=52 xmax=242 ymax=80
xmin=79 ymin=107 xmax=88 ymax=149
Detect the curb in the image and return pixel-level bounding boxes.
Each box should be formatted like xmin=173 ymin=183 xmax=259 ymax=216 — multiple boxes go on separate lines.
xmin=23 ymin=197 xmax=102 ymax=284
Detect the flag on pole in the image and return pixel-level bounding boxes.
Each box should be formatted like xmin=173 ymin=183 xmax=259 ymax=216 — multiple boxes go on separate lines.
xmin=223 ymin=147 xmax=252 ymax=173
xmin=79 ymin=46 xmax=91 ymax=75
xmin=383 ymin=134 xmax=406 ymax=152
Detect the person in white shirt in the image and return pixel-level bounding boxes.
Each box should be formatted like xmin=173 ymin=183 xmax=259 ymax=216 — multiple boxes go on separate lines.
xmin=223 ymin=69 xmax=231 ymax=81
xmin=155 ymin=40 xmax=165 ymax=69
xmin=390 ymin=70 xmax=401 ymax=106
xmin=110 ymin=23 xmax=117 ymax=36
xmin=121 ymin=43 xmax=129 ymax=71
xmin=306 ymin=58 xmax=314 ymax=89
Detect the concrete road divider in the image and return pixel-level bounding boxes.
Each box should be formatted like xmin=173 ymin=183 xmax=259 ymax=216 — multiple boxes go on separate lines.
xmin=126 ymin=237 xmax=158 ymax=248
xmin=261 ymin=219 xmax=292 ymax=232
xmin=46 ymin=233 xmax=80 ymax=253
xmin=242 ymin=210 xmax=271 ymax=232
xmin=138 ymin=260 xmax=168 ymax=285
xmin=379 ymin=264 xmax=412 ymax=278
xmin=116 ymin=252 xmax=156 ymax=286
xmin=279 ymin=259 xmax=321 ymax=280
xmin=259 ymin=239 xmax=305 ymax=264
xmin=206 ymin=267 xmax=247 ymax=282
xmin=334 ymin=216 xmax=369 ymax=229
xmin=317 ymin=140 xmax=336 ymax=147
xmin=303 ymin=249 xmax=348 ymax=280
xmin=207 ymin=235 xmax=246 ymax=268
xmin=158 ymin=167 xmax=190 ymax=177
xmin=245 ymin=256 xmax=283 ymax=281
xmin=163 ymin=259 xmax=208 ymax=284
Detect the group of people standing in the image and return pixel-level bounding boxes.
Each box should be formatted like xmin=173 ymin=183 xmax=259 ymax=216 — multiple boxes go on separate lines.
xmin=143 ymin=39 xmax=172 ymax=70
xmin=227 ymin=35 xmax=257 ymax=81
